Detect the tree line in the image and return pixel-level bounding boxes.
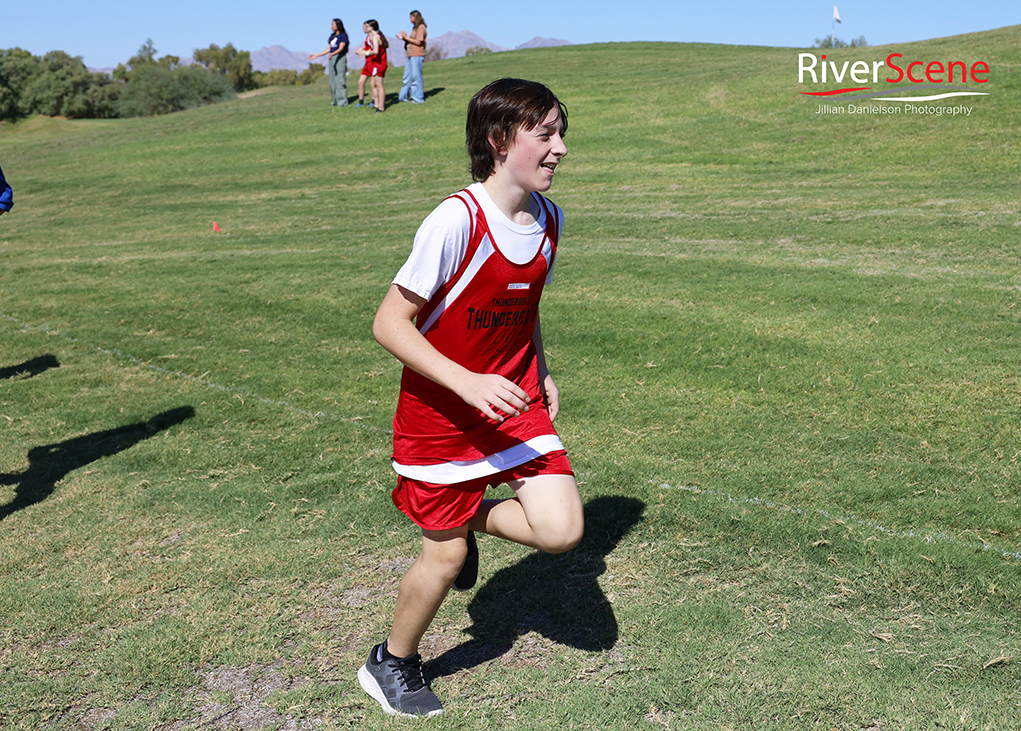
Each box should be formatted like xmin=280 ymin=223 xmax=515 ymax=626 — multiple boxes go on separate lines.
xmin=812 ymin=35 xmax=868 ymax=49
xmin=0 ymin=40 xmax=326 ymax=121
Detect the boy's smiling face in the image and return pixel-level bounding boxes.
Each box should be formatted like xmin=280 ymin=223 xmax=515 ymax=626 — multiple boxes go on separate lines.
xmin=496 ymin=107 xmax=567 ymax=194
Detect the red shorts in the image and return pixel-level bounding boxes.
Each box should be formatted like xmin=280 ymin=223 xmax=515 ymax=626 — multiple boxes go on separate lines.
xmin=361 ymin=61 xmax=386 ymax=78
xmin=392 ymin=450 xmax=574 ymax=531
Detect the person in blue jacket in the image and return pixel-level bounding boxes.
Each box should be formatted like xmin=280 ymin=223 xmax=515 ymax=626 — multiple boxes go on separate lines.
xmin=309 ymin=19 xmax=350 ymax=107
xmin=0 ymin=165 xmax=12 ymax=215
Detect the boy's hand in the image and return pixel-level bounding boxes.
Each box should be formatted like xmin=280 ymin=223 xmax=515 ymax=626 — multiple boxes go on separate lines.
xmin=540 ymin=373 xmax=561 ymax=422
xmin=457 ymin=373 xmax=530 ymax=423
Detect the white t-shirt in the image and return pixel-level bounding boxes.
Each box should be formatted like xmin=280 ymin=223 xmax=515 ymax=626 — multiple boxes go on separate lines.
xmin=393 ymin=182 xmax=562 ymax=301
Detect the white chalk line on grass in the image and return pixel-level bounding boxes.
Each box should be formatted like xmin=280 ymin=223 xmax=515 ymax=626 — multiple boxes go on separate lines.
xmin=655 ymin=480 xmax=1021 ymax=562
xmin=1 ymin=310 xmax=392 ymax=433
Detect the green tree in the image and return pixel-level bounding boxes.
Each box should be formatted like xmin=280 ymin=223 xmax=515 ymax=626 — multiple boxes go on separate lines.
xmin=424 ymin=44 xmax=447 ymax=63
xmin=813 ymin=35 xmax=868 ymax=49
xmin=113 ymin=38 xmax=156 ymax=81
xmin=193 ymin=43 xmax=256 ymax=92
xmin=297 ymin=64 xmax=325 ymax=85
xmin=227 ymin=51 xmax=255 ymax=92
xmin=19 ymin=51 xmax=118 ymax=118
xmin=66 ymin=81 xmax=120 ymax=118
xmin=0 ymin=48 xmax=41 ymax=120
xmin=0 ymin=40 xmax=237 ymax=120
xmin=254 ymin=68 xmax=299 ymax=87
xmin=114 ymin=40 xmax=183 ymax=82
xmin=117 ymin=64 xmax=235 ymax=117
xmin=464 ymin=46 xmax=492 ymax=57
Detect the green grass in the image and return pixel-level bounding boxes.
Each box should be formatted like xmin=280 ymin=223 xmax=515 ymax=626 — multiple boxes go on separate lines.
xmin=2 ymin=28 xmax=1020 ymax=730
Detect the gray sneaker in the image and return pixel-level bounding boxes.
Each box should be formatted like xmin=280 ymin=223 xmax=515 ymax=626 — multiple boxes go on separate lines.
xmin=358 ymin=644 xmax=444 ymax=717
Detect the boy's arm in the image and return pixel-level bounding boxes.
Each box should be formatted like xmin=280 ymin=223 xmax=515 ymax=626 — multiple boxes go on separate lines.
xmin=373 ymin=284 xmax=531 ymax=423
xmin=532 ymin=316 xmax=560 ymax=421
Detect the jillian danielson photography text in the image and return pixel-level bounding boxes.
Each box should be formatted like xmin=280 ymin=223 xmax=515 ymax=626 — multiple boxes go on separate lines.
xmin=815 ymin=103 xmax=976 ymax=115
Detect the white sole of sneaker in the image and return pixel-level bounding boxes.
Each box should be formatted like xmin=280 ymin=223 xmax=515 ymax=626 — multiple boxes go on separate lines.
xmin=357 ymin=664 xmax=444 ymax=718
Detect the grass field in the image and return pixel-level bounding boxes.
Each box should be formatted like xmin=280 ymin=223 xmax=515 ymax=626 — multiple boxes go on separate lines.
xmin=2 ymin=27 xmax=1020 ymax=730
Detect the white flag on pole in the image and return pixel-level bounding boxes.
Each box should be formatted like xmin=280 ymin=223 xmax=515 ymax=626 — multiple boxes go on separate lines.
xmin=833 ymin=6 xmax=842 ymax=23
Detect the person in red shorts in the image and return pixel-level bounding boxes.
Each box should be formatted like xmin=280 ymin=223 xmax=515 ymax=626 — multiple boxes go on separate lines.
xmin=358 ymin=78 xmax=582 ymax=717
xmin=355 ymin=19 xmax=388 ymax=112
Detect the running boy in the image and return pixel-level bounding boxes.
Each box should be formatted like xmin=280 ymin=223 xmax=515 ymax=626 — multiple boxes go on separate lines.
xmin=359 ymin=78 xmax=583 ymax=717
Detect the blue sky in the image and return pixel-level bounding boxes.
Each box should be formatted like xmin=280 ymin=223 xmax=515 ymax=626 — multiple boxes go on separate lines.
xmin=3 ymin=1 xmax=1017 ymax=70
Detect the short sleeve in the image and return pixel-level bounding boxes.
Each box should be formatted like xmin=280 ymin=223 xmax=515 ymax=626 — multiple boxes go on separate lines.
xmin=392 ymin=197 xmax=473 ymax=301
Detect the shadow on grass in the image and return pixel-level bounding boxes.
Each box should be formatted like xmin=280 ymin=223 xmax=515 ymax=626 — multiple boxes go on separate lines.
xmin=0 ymin=354 xmax=60 ymax=380
xmin=344 ymin=86 xmax=444 ymax=108
xmin=0 ymin=406 xmax=196 ymax=523
xmin=425 ymin=495 xmax=645 ymax=679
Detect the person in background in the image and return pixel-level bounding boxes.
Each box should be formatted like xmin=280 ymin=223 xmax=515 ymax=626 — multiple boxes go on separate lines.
xmin=356 ymin=19 xmax=389 ymax=112
xmin=309 ymin=19 xmax=350 ymax=107
xmin=0 ymin=164 xmax=12 ymax=216
xmin=397 ymin=10 xmax=427 ymax=104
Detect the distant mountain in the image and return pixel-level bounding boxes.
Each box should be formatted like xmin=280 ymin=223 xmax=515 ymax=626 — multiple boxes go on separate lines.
xmin=251 ymin=45 xmax=311 ymax=72
xmin=250 ymin=32 xmax=571 ymax=72
xmin=88 ymin=34 xmax=573 ymax=75
xmin=515 ymin=37 xmax=573 ymax=50
xmin=428 ymin=30 xmax=510 ymax=58
xmin=390 ymin=31 xmax=571 ymax=61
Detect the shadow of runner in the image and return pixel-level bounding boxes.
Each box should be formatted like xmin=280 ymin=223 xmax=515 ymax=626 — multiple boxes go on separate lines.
xmin=425 ymin=495 xmax=645 ymax=679
xmin=0 ymin=355 xmax=60 ymax=380
xmin=0 ymin=406 xmax=196 ymax=522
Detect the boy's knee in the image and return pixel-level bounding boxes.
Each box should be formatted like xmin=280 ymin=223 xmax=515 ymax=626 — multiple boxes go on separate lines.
xmin=539 ymin=519 xmax=584 ymax=554
xmin=435 ymin=557 xmax=465 ymax=585
xmin=420 ymin=534 xmax=470 ymax=581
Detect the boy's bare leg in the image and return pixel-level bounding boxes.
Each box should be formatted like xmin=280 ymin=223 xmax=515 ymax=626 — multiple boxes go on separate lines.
xmin=386 ymin=475 xmax=582 ymax=657
xmin=468 ymin=474 xmax=583 ymax=555
xmin=386 ymin=528 xmax=469 ymax=658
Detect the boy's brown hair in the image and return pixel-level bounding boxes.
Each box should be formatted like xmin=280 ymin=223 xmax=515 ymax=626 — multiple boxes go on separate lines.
xmin=465 ymin=78 xmax=568 ymax=182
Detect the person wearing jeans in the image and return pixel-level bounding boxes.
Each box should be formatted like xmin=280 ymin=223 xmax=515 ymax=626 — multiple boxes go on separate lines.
xmin=397 ymin=11 xmax=427 ymax=104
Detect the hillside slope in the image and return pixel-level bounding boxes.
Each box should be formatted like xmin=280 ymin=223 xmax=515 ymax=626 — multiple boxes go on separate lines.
xmin=1 ymin=27 xmax=1020 ymax=731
